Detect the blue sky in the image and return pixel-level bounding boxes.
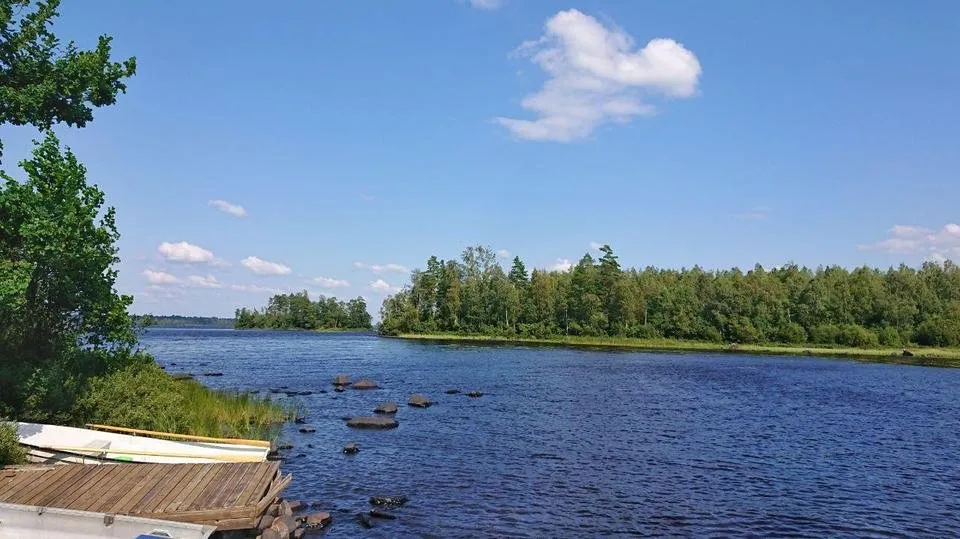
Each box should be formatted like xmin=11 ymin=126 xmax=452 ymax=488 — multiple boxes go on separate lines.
xmin=1 ymin=0 xmax=958 ymax=317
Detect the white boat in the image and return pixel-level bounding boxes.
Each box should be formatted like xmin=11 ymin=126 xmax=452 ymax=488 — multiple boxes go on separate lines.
xmin=15 ymin=422 xmax=271 ymax=464
xmin=0 ymin=502 xmax=215 ymax=538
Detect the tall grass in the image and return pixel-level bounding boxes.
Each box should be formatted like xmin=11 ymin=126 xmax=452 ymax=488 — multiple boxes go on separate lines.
xmin=75 ymin=363 xmax=291 ymax=440
xmin=0 ymin=422 xmax=27 ymax=465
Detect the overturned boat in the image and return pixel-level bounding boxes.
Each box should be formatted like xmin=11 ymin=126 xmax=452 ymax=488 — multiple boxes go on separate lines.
xmin=14 ymin=422 xmax=271 ymax=464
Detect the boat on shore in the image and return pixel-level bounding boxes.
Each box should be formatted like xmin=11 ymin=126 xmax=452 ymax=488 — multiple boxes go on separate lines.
xmin=0 ymin=502 xmax=215 ymax=539
xmin=14 ymin=422 xmax=271 ymax=464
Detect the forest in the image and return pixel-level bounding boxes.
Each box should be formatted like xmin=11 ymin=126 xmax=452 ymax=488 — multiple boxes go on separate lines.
xmin=235 ymin=292 xmax=373 ymax=330
xmin=133 ymin=315 xmax=235 ymax=329
xmin=379 ymin=245 xmax=960 ymax=348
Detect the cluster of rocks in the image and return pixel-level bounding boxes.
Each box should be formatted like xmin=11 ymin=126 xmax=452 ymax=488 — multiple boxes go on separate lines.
xmin=256 ymin=499 xmax=330 ymax=539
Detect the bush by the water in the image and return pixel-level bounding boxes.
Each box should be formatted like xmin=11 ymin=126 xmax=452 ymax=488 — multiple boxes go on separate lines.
xmin=75 ymin=362 xmax=290 ymax=440
xmin=0 ymin=422 xmax=27 ymax=465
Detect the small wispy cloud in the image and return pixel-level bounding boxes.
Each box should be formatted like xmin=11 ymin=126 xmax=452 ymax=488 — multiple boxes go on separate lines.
xmin=369 ymin=279 xmax=401 ymax=294
xmin=313 ymin=276 xmax=351 ymax=289
xmin=589 ymin=241 xmax=603 ymax=251
xmin=353 ymin=262 xmax=410 ymax=274
xmin=185 ymin=274 xmax=222 ymax=288
xmin=496 ymin=249 xmax=511 ymax=259
xmin=733 ymin=207 xmax=771 ymax=220
xmin=241 ymin=256 xmax=292 ymax=275
xmin=158 ymin=241 xmax=217 ymax=264
xmin=230 ymin=284 xmax=283 ymax=294
xmin=859 ymin=223 xmax=960 ymax=263
xmin=209 ymin=199 xmax=247 ymax=217
xmin=468 ymin=0 xmax=502 ymax=10
xmin=551 ymin=258 xmax=572 ymax=272
xmin=143 ymin=270 xmax=180 ymax=285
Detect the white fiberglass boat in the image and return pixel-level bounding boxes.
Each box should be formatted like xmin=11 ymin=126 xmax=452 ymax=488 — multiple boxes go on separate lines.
xmin=0 ymin=502 xmax=215 ymax=539
xmin=14 ymin=422 xmax=270 ymax=464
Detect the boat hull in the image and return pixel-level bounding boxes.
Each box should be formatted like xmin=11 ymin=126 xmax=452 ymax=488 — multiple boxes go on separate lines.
xmin=0 ymin=502 xmax=215 ymax=538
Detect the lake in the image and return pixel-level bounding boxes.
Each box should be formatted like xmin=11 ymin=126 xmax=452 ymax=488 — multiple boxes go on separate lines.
xmin=140 ymin=329 xmax=960 ymax=537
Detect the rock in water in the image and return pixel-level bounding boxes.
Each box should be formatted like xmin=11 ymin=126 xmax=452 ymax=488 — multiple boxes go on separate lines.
xmin=332 ymin=373 xmax=352 ymax=386
xmin=356 ymin=512 xmax=374 ymax=529
xmin=408 ymin=394 xmax=433 ymax=408
xmin=287 ymin=499 xmax=305 ymax=513
xmin=445 ymin=388 xmax=459 ymax=394
xmin=303 ymin=511 xmax=332 ymax=529
xmin=466 ymin=390 xmax=484 ymax=398
xmin=343 ymin=442 xmax=360 ymax=454
xmin=346 ymin=417 xmax=398 ymax=430
xmin=369 ymin=495 xmax=408 ymax=507
xmin=334 ymin=385 xmax=346 ymax=393
xmin=352 ymin=379 xmax=378 ymax=390
xmin=203 ymin=372 xmax=223 ymax=377
xmin=298 ymin=426 xmax=316 ymax=434
xmin=294 ymin=416 xmax=307 ymax=424
xmin=369 ymin=509 xmax=396 ymax=520
xmin=374 ymin=401 xmax=398 ymax=414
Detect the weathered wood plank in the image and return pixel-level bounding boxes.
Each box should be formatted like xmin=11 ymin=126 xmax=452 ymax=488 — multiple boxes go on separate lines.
xmin=0 ymin=468 xmax=51 ymax=499
xmin=235 ymin=461 xmax=277 ymax=506
xmin=185 ymin=463 xmax=240 ymax=511
xmin=48 ymin=464 xmax=117 ymax=508
xmin=208 ymin=462 xmax=257 ymax=509
xmin=130 ymin=462 xmax=196 ymax=515
xmin=148 ymin=463 xmax=203 ymax=514
xmin=162 ymin=463 xmax=218 ymax=514
xmin=21 ymin=466 xmax=90 ymax=506
xmin=110 ymin=464 xmax=168 ymax=514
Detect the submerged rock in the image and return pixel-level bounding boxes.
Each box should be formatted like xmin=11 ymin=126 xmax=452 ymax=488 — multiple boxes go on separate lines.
xmin=369 ymin=495 xmax=408 ymax=507
xmin=352 ymin=379 xmax=378 ymax=390
xmin=302 ymin=511 xmax=332 ymax=529
xmin=343 ymin=442 xmax=360 ymax=454
xmin=294 ymin=416 xmax=307 ymax=424
xmin=369 ymin=509 xmax=396 ymax=520
xmin=203 ymin=372 xmax=224 ymax=377
xmin=374 ymin=401 xmax=398 ymax=414
xmin=334 ymin=385 xmax=346 ymax=393
xmin=171 ymin=374 xmax=193 ymax=381
xmin=356 ymin=512 xmax=373 ymax=529
xmin=466 ymin=390 xmax=484 ymax=398
xmin=445 ymin=388 xmax=459 ymax=394
xmin=298 ymin=426 xmax=316 ymax=434
xmin=298 ymin=390 xmax=313 ymax=396
xmin=332 ymin=373 xmax=352 ymax=386
xmin=408 ymin=394 xmax=433 ymax=408
xmin=346 ymin=416 xmax=398 ymax=430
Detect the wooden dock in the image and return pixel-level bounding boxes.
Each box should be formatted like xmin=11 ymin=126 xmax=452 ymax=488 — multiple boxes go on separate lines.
xmin=0 ymin=461 xmax=290 ymax=531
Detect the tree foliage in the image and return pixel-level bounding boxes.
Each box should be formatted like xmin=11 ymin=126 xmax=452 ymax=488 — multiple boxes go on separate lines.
xmin=235 ymin=291 xmax=372 ymax=330
xmin=380 ymin=245 xmax=960 ymax=348
xmin=0 ymin=0 xmax=136 ymax=157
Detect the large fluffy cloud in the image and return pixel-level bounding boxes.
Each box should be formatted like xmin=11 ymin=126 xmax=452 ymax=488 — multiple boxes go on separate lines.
xmin=158 ymin=241 xmax=216 ymax=263
xmin=241 ymin=256 xmax=292 ymax=275
xmin=859 ymin=224 xmax=960 ymax=262
xmin=496 ymin=9 xmax=701 ymax=141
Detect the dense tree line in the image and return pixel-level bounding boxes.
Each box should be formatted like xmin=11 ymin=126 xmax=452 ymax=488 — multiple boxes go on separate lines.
xmin=235 ymin=292 xmax=372 ymax=330
xmin=379 ymin=245 xmax=960 ymax=348
xmin=134 ymin=315 xmax=235 ymax=329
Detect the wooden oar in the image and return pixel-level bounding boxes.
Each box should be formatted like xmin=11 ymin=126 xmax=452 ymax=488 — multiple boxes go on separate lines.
xmin=84 ymin=423 xmax=271 ymax=448
xmin=36 ymin=445 xmax=265 ymax=463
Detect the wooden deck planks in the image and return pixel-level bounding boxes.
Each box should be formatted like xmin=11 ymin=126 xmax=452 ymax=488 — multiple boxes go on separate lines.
xmin=0 ymin=461 xmax=283 ymax=531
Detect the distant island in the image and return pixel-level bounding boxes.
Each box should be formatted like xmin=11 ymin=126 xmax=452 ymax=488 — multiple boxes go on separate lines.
xmin=235 ymin=291 xmax=372 ymax=330
xmin=378 ymin=245 xmax=960 ymax=361
xmin=134 ymin=315 xmax=236 ymax=329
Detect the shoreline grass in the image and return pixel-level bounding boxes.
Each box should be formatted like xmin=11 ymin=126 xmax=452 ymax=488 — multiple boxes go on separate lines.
xmin=391 ymin=333 xmax=960 ymax=367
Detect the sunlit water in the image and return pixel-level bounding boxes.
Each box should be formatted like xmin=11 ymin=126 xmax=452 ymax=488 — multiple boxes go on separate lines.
xmin=140 ymin=329 xmax=960 ymax=538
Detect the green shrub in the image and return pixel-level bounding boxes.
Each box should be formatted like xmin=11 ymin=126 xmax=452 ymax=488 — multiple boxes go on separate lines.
xmin=629 ymin=324 xmax=662 ymax=340
xmin=877 ymin=326 xmax=902 ymax=347
xmin=914 ymin=318 xmax=960 ymax=347
xmin=810 ymin=324 xmax=841 ymax=345
xmin=0 ymin=422 xmax=27 ymax=465
xmin=74 ymin=362 xmax=289 ymax=440
xmin=776 ymin=323 xmax=808 ymax=344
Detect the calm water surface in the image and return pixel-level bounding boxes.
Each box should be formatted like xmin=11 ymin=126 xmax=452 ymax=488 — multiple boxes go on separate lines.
xmin=140 ymin=329 xmax=960 ymax=538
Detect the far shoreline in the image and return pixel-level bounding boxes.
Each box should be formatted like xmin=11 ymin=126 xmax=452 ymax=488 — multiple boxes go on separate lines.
xmin=389 ymin=333 xmax=960 ymax=368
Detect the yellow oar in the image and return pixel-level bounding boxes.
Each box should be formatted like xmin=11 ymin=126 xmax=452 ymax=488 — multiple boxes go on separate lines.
xmin=84 ymin=423 xmax=271 ymax=448
xmin=39 ymin=445 xmax=264 ymax=463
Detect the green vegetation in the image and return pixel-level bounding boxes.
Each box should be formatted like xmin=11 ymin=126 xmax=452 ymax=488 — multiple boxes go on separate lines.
xmin=380 ymin=245 xmax=960 ymax=354
xmin=236 ymin=291 xmax=373 ymax=330
xmin=0 ymin=1 xmax=285 ymax=458
xmin=135 ymin=314 xmax=236 ymax=329
xmin=0 ymin=423 xmax=27 ymax=465
xmin=395 ymin=333 xmax=960 ymax=366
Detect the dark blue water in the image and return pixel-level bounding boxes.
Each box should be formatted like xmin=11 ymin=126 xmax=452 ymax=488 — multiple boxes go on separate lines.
xmin=140 ymin=329 xmax=960 ymax=538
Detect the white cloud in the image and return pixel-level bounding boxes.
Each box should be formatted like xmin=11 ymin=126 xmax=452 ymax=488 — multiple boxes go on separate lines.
xmin=551 ymin=258 xmax=572 ymax=272
xmin=469 ymin=0 xmax=501 ymax=9
xmin=241 ymin=256 xmax=292 ymax=275
xmin=185 ymin=274 xmax=222 ymax=288
xmin=209 ymin=199 xmax=247 ymax=217
xmin=859 ymin=223 xmax=960 ymax=262
xmin=143 ymin=270 xmax=180 ymax=285
xmin=589 ymin=241 xmax=603 ymax=251
xmin=313 ymin=276 xmax=350 ymax=289
xmin=158 ymin=241 xmax=216 ymax=264
xmin=353 ymin=262 xmax=410 ymax=274
xmin=369 ymin=279 xmax=401 ymax=294
xmin=497 ymin=249 xmax=511 ymax=259
xmin=230 ymin=284 xmax=282 ymax=294
xmin=734 ymin=207 xmax=771 ymax=220
xmin=496 ymin=9 xmax=701 ymax=142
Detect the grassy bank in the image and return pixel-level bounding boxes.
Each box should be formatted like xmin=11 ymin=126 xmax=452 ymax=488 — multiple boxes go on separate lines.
xmin=76 ymin=363 xmax=292 ymax=440
xmin=393 ymin=333 xmax=960 ymax=367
